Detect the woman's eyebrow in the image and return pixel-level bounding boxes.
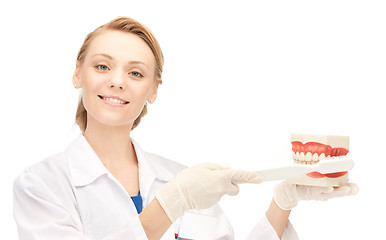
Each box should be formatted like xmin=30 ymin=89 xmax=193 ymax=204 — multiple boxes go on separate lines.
xmin=92 ymin=53 xmax=113 ymax=59
xmin=128 ymin=61 xmax=149 ymax=70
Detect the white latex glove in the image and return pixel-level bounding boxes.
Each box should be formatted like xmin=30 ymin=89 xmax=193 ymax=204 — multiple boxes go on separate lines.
xmin=274 ymin=180 xmax=359 ymax=210
xmin=155 ymin=163 xmax=262 ymax=222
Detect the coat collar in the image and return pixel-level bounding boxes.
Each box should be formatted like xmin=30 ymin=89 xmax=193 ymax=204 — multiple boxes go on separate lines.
xmin=66 ymin=135 xmax=174 ymax=188
xmin=131 ymin=139 xmax=175 ymax=182
xmin=66 ymin=135 xmax=107 ymax=187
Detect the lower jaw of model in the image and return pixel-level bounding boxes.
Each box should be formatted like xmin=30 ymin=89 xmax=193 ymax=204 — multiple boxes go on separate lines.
xmin=288 ymin=133 xmax=350 ymax=187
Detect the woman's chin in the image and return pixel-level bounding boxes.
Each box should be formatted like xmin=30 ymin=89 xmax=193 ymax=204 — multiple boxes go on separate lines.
xmin=87 ymin=115 xmax=135 ymax=130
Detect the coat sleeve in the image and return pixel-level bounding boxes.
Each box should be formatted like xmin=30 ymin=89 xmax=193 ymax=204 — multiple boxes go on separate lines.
xmin=13 ymin=169 xmax=148 ymax=240
xmin=246 ymin=214 xmax=299 ymax=240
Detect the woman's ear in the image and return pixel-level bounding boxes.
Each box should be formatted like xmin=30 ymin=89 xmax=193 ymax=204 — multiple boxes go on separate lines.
xmin=148 ymin=84 xmax=159 ymax=104
xmin=72 ymin=65 xmax=81 ymax=89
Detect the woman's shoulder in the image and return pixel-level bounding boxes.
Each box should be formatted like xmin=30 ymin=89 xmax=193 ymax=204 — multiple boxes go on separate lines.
xmin=13 ymin=151 xmax=72 ymax=194
xmin=13 ymin=151 xmax=81 ymax=228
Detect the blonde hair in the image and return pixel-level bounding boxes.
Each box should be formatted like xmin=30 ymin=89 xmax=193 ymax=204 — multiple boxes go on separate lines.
xmin=75 ymin=17 xmax=164 ymax=132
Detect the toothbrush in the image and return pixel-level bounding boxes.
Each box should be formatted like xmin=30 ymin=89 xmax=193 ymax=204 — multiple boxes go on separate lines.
xmin=255 ymin=156 xmax=354 ymax=182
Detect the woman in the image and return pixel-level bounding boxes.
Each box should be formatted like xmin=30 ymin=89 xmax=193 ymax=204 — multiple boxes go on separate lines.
xmin=13 ymin=17 xmax=358 ymax=240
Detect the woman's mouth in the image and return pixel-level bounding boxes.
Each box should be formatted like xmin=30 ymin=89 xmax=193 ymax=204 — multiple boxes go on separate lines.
xmin=98 ymin=95 xmax=129 ymax=105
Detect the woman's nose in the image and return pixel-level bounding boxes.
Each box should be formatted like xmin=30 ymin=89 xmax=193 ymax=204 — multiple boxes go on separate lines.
xmin=109 ymin=72 xmax=126 ymax=90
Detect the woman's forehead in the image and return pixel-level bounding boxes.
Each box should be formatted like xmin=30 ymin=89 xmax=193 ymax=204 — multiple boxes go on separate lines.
xmin=86 ymin=30 xmax=155 ymax=67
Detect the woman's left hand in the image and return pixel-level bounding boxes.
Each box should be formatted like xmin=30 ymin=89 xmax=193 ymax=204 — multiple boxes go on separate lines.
xmin=273 ymin=180 xmax=359 ymax=210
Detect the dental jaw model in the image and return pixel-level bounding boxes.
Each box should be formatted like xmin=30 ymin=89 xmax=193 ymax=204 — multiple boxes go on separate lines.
xmin=289 ymin=133 xmax=350 ymax=187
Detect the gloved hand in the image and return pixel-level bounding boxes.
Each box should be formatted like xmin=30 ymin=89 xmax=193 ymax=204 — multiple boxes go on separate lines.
xmin=273 ymin=180 xmax=359 ymax=210
xmin=155 ymin=163 xmax=262 ymax=222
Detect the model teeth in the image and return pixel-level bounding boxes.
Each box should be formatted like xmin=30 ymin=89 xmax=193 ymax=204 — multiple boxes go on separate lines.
xmin=293 ymin=151 xmax=331 ymax=165
xmin=299 ymin=152 xmax=305 ymax=161
xmin=103 ymin=97 xmax=126 ymax=104
xmin=305 ymin=152 xmax=312 ymax=162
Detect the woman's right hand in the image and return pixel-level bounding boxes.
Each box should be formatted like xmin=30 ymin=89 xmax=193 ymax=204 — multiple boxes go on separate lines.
xmin=155 ymin=163 xmax=262 ymax=222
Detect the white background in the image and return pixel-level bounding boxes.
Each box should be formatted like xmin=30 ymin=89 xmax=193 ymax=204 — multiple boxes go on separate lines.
xmin=1 ymin=0 xmax=385 ymax=239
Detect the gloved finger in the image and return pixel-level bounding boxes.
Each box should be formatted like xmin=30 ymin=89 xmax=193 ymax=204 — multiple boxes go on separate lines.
xmin=296 ymin=185 xmax=334 ymax=201
xmin=347 ymin=183 xmax=359 ymax=195
xmin=196 ymin=162 xmax=229 ymax=171
xmin=297 ymin=185 xmax=334 ymax=195
xmin=317 ymin=186 xmax=334 ymax=194
xmin=227 ymin=184 xmax=240 ymax=196
xmin=332 ymin=183 xmax=359 ymax=197
xmin=227 ymin=169 xmax=263 ymax=184
xmin=322 ymin=185 xmax=352 ymax=199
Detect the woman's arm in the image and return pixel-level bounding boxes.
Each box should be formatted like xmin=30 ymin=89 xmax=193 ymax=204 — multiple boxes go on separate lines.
xmin=265 ymin=199 xmax=291 ymax=239
xmin=139 ymin=198 xmax=172 ymax=240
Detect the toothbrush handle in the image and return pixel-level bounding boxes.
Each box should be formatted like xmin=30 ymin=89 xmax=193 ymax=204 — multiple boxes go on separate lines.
xmin=255 ymin=165 xmax=312 ymax=181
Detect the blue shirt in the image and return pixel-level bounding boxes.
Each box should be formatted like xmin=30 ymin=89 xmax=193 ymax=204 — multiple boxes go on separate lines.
xmin=130 ymin=191 xmax=142 ymax=214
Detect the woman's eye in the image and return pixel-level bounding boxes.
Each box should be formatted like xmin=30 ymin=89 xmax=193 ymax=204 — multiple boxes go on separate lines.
xmin=130 ymin=71 xmax=143 ymax=78
xmin=96 ymin=65 xmax=109 ymax=71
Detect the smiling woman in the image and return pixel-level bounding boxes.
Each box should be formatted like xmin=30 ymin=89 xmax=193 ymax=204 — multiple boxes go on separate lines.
xmin=73 ymin=30 xmax=158 ymax=130
xmin=74 ymin=17 xmax=163 ymax=132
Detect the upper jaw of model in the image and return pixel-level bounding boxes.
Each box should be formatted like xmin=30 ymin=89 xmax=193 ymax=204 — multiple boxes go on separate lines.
xmin=291 ymin=133 xmax=349 ymax=165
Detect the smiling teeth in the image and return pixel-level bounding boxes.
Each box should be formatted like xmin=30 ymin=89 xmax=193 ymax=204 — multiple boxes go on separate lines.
xmin=293 ymin=152 xmax=330 ymax=165
xmin=103 ymin=97 xmax=125 ymax=104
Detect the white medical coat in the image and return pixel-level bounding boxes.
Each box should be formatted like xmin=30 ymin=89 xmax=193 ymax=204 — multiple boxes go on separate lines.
xmin=13 ymin=135 xmax=298 ymax=239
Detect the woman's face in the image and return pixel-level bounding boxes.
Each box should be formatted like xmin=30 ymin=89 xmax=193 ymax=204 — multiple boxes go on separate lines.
xmin=73 ymin=30 xmax=157 ymax=129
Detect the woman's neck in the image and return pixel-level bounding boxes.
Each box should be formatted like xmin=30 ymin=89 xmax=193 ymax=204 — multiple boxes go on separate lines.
xmin=83 ymin=117 xmax=137 ymax=170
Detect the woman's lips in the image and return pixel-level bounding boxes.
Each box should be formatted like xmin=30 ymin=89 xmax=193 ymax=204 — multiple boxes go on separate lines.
xmin=98 ymin=95 xmax=129 ymax=106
